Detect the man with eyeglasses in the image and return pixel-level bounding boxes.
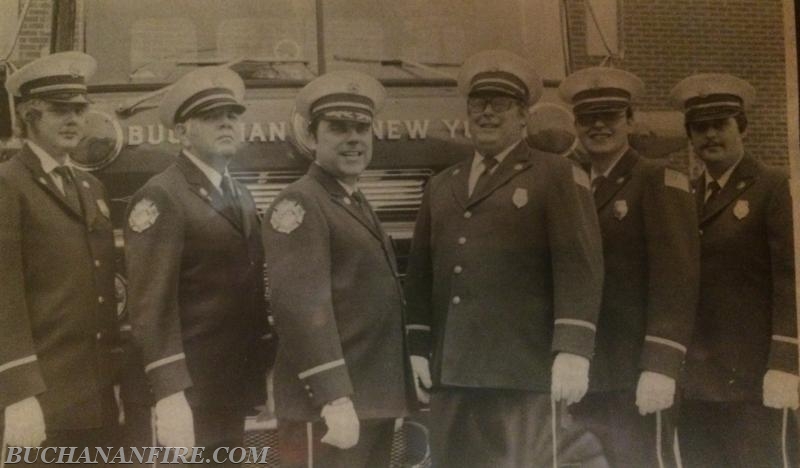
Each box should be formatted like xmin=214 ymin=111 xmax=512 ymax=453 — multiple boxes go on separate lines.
xmin=124 ymin=67 xmax=270 ymax=466
xmin=560 ymin=67 xmax=699 ymax=467
xmin=0 ymin=52 xmax=120 ymax=464
xmin=670 ymin=73 xmax=798 ymax=467
xmin=404 ymin=50 xmax=605 ymax=467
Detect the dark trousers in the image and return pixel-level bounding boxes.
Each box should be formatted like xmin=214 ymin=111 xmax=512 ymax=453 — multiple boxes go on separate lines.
xmin=123 ymin=404 xmax=246 ymax=467
xmin=429 ymin=387 xmax=608 ymax=468
xmin=277 ymin=418 xmax=394 ymax=468
xmin=570 ymin=391 xmax=679 ymax=468
xmin=680 ymin=399 xmax=797 ymax=468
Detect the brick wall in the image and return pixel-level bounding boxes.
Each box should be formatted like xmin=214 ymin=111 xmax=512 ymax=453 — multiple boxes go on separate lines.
xmin=566 ymin=0 xmax=790 ymax=167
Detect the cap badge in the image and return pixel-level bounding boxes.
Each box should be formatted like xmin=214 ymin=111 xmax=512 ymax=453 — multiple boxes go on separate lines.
xmin=69 ymin=64 xmax=82 ymax=77
xmin=270 ymin=198 xmax=305 ymax=234
xmin=613 ymin=199 xmax=628 ymax=220
xmin=347 ymin=82 xmax=360 ymax=93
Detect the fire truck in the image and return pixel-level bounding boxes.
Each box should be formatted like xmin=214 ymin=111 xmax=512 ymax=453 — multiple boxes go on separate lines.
xmin=0 ymin=1 xmax=685 ymax=465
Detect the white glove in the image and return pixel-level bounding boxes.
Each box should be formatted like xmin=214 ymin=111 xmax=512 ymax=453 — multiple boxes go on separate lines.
xmin=551 ymin=352 xmax=590 ymax=405
xmin=635 ymin=371 xmax=676 ymax=415
xmin=410 ymin=356 xmax=432 ymax=404
xmin=763 ymin=369 xmax=800 ymax=410
xmin=3 ymin=396 xmax=46 ymax=447
xmin=154 ymin=391 xmax=195 ymax=448
xmin=320 ymin=397 xmax=360 ymax=449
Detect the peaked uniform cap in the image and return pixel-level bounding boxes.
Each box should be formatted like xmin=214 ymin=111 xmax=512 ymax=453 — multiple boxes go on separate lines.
xmin=6 ymin=51 xmax=96 ymax=104
xmin=669 ymin=73 xmax=756 ymax=123
xmin=159 ymin=67 xmax=246 ymax=128
xmin=457 ymin=49 xmax=543 ymax=106
xmin=295 ymin=70 xmax=385 ymax=124
xmin=559 ymin=66 xmax=644 ymax=114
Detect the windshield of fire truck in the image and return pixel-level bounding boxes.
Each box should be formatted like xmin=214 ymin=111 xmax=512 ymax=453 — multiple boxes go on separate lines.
xmin=82 ymin=0 xmax=566 ymax=86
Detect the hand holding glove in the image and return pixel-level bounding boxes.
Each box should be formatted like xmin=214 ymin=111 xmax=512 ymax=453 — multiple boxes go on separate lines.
xmin=3 ymin=396 xmax=46 ymax=447
xmin=551 ymin=352 xmax=590 ymax=405
xmin=635 ymin=371 xmax=676 ymax=415
xmin=320 ymin=397 xmax=360 ymax=449
xmin=410 ymin=355 xmax=432 ymax=404
xmin=154 ymin=391 xmax=195 ymax=448
xmin=763 ymin=369 xmax=800 ymax=410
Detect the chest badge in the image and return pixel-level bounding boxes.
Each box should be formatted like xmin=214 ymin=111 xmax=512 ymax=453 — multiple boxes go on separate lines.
xmin=512 ymin=188 xmax=528 ymax=208
xmin=613 ymin=200 xmax=628 ymax=220
xmin=733 ymin=200 xmax=749 ymax=219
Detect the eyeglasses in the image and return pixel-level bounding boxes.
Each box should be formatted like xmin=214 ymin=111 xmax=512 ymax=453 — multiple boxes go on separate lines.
xmin=575 ymin=110 xmax=626 ymax=127
xmin=688 ymin=118 xmax=732 ymax=134
xmin=467 ymin=96 xmax=519 ymax=114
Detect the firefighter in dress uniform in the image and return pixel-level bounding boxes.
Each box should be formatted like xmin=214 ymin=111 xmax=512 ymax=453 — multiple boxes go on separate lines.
xmin=559 ymin=67 xmax=700 ymax=468
xmin=670 ymin=73 xmax=799 ymax=468
xmin=0 ymin=52 xmax=120 ymax=466
xmin=403 ymin=50 xmax=606 ymax=467
xmin=262 ymin=71 xmax=413 ymax=468
xmin=123 ymin=67 xmax=270 ymax=466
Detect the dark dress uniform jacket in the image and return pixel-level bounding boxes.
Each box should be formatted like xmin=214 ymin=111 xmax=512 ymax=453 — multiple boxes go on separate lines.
xmin=0 ymin=145 xmax=118 ymax=429
xmin=404 ymin=142 xmax=604 ymax=390
xmin=262 ymin=164 xmax=410 ymax=421
xmin=587 ymin=149 xmax=699 ymax=391
xmin=124 ymin=153 xmax=269 ymax=409
xmin=686 ymin=155 xmax=797 ymax=401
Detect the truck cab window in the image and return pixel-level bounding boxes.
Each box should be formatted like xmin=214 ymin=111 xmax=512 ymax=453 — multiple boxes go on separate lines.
xmin=84 ymin=0 xmax=318 ymax=85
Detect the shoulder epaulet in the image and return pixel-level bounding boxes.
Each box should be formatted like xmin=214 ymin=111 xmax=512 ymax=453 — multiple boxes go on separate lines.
xmin=572 ymin=165 xmax=590 ymax=190
xmin=664 ymin=168 xmax=690 ymax=193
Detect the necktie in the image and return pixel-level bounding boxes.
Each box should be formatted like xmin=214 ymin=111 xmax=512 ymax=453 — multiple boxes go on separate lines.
xmin=591 ymin=175 xmax=607 ymax=194
xmin=352 ymin=190 xmax=377 ymax=227
xmin=471 ymin=156 xmax=498 ymax=197
xmin=704 ymin=180 xmax=721 ymax=207
xmin=221 ymin=175 xmax=243 ymax=225
xmin=53 ymin=166 xmax=82 ymax=215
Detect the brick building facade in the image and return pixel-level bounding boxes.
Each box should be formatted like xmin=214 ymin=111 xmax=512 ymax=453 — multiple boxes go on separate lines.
xmin=566 ymin=0 xmax=791 ymax=167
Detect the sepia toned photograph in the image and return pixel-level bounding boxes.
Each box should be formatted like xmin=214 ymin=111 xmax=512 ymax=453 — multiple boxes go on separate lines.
xmin=0 ymin=1 xmax=798 ymax=467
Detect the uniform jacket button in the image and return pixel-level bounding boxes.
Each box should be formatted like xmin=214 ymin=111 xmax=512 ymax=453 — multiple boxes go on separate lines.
xmin=463 ymin=211 xmax=472 ymax=219
xmin=98 ymin=296 xmax=105 ymax=304
xmin=458 ymin=237 xmax=466 ymax=245
xmin=452 ymin=296 xmax=461 ymax=305
xmin=453 ymin=265 xmax=463 ymax=274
